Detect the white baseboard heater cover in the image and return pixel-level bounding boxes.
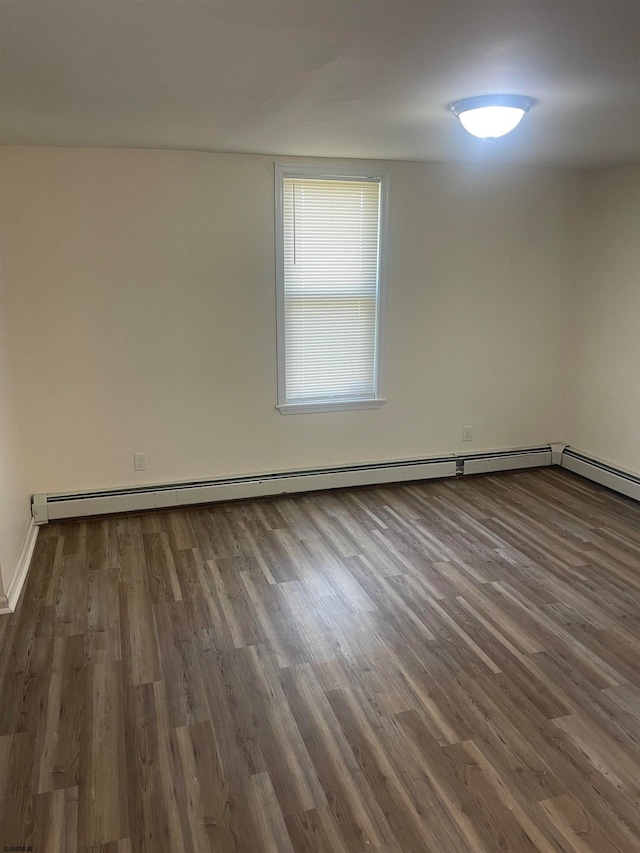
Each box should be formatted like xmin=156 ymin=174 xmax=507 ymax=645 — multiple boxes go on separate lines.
xmin=34 ymin=457 xmax=456 ymax=522
xmin=32 ymin=445 xmax=554 ymax=523
xmin=463 ymin=447 xmax=552 ymax=476
xmin=561 ymin=448 xmax=640 ymax=503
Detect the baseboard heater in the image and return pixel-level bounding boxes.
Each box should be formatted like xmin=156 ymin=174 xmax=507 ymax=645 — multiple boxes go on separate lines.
xmin=561 ymin=447 xmax=640 ymax=502
xmin=462 ymin=446 xmax=551 ymax=475
xmin=32 ymin=445 xmax=552 ymax=523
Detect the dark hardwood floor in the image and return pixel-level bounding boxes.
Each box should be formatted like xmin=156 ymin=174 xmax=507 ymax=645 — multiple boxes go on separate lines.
xmin=1 ymin=468 xmax=640 ymax=852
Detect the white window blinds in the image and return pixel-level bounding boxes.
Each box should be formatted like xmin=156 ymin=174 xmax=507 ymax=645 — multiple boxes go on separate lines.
xmin=278 ymin=172 xmax=384 ymax=411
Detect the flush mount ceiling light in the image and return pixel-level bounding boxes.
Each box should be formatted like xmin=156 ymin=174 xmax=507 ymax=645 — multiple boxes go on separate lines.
xmin=448 ymin=94 xmax=536 ymax=140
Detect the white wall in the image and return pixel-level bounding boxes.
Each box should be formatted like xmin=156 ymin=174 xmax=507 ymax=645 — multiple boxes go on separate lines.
xmin=569 ymin=165 xmax=640 ymax=475
xmin=0 ymin=231 xmax=32 ymax=597
xmin=2 ymin=146 xmax=638 ymax=598
xmin=0 ymin=147 xmax=579 ymax=497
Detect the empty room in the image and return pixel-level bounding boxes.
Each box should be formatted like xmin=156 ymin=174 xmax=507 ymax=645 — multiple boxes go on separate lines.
xmin=1 ymin=0 xmax=640 ymax=850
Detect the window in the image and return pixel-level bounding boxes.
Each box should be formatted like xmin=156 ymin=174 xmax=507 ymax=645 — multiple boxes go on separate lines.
xmin=275 ymin=164 xmax=386 ymax=414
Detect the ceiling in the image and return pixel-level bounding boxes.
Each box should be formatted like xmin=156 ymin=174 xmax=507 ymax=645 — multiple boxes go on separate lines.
xmin=1 ymin=0 xmax=639 ymax=168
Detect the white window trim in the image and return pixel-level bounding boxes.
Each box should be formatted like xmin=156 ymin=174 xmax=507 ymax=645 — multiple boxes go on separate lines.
xmin=274 ymin=162 xmax=388 ymax=415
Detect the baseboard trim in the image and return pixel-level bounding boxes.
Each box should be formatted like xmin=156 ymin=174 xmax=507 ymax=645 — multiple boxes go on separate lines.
xmin=561 ymin=448 xmax=640 ymax=502
xmin=463 ymin=447 xmax=552 ymax=475
xmin=33 ymin=445 xmax=553 ymax=523
xmin=1 ymin=518 xmax=39 ymax=613
xmin=35 ymin=457 xmax=458 ymax=521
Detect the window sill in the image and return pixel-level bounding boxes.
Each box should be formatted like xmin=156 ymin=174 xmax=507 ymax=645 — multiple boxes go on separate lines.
xmin=277 ymin=398 xmax=386 ymax=415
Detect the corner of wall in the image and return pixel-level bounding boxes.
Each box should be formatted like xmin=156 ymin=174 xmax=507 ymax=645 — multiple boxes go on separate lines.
xmin=566 ymin=164 xmax=640 ymax=476
xmin=0 ymin=147 xmax=35 ymax=605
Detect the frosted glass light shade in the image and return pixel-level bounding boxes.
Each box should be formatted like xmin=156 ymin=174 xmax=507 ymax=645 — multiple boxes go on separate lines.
xmin=449 ymin=95 xmax=536 ymax=140
xmin=459 ymin=105 xmax=525 ymax=138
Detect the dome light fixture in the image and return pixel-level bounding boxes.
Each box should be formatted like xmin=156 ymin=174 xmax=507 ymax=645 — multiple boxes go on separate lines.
xmin=448 ymin=94 xmax=536 ymax=140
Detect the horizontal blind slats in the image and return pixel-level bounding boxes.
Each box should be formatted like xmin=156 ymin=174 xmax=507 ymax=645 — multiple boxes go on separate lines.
xmin=282 ymin=175 xmax=381 ymax=405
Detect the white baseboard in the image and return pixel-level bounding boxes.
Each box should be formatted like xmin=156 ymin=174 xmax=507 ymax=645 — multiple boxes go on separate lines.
xmin=463 ymin=447 xmax=551 ymax=475
xmin=35 ymin=457 xmax=458 ymax=522
xmin=1 ymin=518 xmax=39 ymax=614
xmin=561 ymin=448 xmax=640 ymax=503
xmin=33 ymin=445 xmax=554 ymax=523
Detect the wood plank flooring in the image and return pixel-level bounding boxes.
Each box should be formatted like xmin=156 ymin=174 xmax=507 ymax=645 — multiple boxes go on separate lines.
xmin=1 ymin=468 xmax=640 ymax=852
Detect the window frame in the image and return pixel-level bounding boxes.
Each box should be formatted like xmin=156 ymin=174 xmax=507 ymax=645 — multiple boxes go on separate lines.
xmin=274 ymin=162 xmax=388 ymax=415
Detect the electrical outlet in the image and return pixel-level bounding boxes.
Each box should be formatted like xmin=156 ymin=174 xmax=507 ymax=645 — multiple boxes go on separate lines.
xmin=462 ymin=426 xmax=473 ymax=442
xmin=134 ymin=452 xmax=146 ymax=471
